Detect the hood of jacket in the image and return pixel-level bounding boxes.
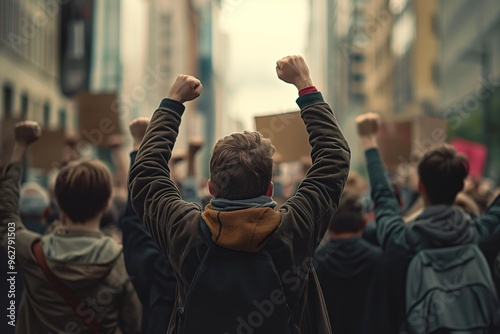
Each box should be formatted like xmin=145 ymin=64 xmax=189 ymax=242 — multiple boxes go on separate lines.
xmin=201 ymin=203 xmax=282 ymax=253
xmin=41 ymin=228 xmax=123 ymax=290
xmin=409 ymin=205 xmax=474 ymax=248
xmin=317 ymin=238 xmax=381 ymax=278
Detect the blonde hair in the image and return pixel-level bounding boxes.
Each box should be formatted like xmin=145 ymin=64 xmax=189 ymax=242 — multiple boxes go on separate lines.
xmin=210 ymin=131 xmax=275 ymax=200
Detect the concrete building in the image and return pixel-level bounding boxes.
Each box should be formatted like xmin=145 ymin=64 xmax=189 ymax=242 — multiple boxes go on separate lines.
xmin=437 ymin=0 xmax=500 ymax=179
xmin=0 ymin=1 xmax=77 ymax=144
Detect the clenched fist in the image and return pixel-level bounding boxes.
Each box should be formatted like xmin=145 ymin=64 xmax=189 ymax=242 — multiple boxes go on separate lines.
xmin=14 ymin=121 xmax=41 ymax=146
xmin=129 ymin=117 xmax=150 ymax=150
xmin=355 ymin=112 xmax=380 ymax=149
xmin=276 ymin=56 xmax=313 ymax=90
xmin=167 ymin=75 xmax=203 ymax=104
xmin=355 ymin=113 xmax=380 ymax=137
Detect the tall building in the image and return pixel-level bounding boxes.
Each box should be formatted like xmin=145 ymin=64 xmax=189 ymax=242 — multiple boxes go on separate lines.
xmin=0 ymin=0 xmax=77 ymax=167
xmin=437 ymin=0 xmax=500 ymax=179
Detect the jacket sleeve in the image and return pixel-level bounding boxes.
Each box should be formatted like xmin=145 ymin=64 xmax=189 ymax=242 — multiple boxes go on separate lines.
xmin=472 ymin=195 xmax=500 ymax=242
xmin=365 ymin=148 xmax=410 ymax=251
xmin=280 ymin=92 xmax=350 ymax=253
xmin=129 ymin=99 xmax=201 ymax=258
xmin=120 ymin=151 xmax=176 ymax=305
xmin=0 ymin=163 xmax=39 ymax=259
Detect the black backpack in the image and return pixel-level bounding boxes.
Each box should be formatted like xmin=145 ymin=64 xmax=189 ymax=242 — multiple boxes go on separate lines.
xmin=174 ymin=218 xmax=291 ymax=334
xmin=405 ymin=244 xmax=500 ymax=334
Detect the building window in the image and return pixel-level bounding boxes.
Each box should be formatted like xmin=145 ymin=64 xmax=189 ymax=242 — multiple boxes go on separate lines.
xmin=43 ymin=102 xmax=51 ymax=127
xmin=2 ymin=84 xmax=13 ymax=117
xmin=21 ymin=93 xmax=29 ymax=119
xmin=58 ymin=108 xmax=67 ymax=129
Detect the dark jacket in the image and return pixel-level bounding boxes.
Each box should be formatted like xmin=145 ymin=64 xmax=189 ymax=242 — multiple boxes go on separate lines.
xmin=120 ymin=151 xmax=177 ymax=334
xmin=365 ymin=148 xmax=500 ymax=328
xmin=129 ymin=92 xmax=351 ymax=334
xmin=0 ymin=163 xmax=142 ymax=334
xmin=315 ymin=237 xmax=394 ymax=334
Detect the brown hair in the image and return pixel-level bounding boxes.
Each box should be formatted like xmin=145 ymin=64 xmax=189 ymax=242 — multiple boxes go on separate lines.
xmin=55 ymin=160 xmax=112 ymax=223
xmin=209 ymin=131 xmax=275 ymax=200
xmin=329 ymin=192 xmax=365 ymax=233
xmin=418 ymin=144 xmax=469 ymax=205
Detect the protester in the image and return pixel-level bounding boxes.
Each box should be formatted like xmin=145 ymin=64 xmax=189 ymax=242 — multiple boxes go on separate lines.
xmin=0 ymin=121 xmax=141 ymax=333
xmin=356 ymin=112 xmax=500 ymax=333
xmin=315 ymin=192 xmax=394 ymax=334
xmin=19 ymin=182 xmax=51 ymax=234
xmin=120 ymin=117 xmax=177 ymax=334
xmin=129 ymin=55 xmax=350 ymax=333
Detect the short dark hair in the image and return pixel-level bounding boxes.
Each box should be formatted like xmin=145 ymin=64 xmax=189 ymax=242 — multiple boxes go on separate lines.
xmin=55 ymin=160 xmax=112 ymax=223
xmin=329 ymin=192 xmax=365 ymax=233
xmin=417 ymin=144 xmax=469 ymax=205
xmin=210 ymin=131 xmax=275 ymax=200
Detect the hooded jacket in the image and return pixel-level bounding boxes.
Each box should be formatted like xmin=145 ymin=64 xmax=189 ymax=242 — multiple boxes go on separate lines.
xmin=129 ymin=92 xmax=351 ymax=334
xmin=315 ymin=237 xmax=393 ymax=334
xmin=0 ymin=163 xmax=142 ymax=334
xmin=365 ymin=148 xmax=500 ymax=329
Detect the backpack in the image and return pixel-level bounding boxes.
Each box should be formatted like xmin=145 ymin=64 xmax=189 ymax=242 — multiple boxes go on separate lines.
xmin=174 ymin=218 xmax=291 ymax=334
xmin=406 ymin=244 xmax=500 ymax=334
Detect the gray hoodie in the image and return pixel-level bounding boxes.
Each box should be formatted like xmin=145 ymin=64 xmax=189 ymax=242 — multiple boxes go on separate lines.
xmin=0 ymin=163 xmax=141 ymax=334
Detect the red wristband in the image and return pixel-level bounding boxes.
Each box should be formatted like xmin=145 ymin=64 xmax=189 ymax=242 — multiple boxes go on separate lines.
xmin=299 ymin=86 xmax=318 ymax=96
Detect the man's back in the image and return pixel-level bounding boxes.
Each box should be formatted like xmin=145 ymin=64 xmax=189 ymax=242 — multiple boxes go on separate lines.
xmin=315 ymin=238 xmax=393 ymax=334
xmin=14 ymin=228 xmax=141 ymax=333
xmin=129 ymin=57 xmax=351 ymax=333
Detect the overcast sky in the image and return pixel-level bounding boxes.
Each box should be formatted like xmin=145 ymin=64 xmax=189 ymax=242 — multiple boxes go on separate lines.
xmin=221 ymin=0 xmax=309 ymax=129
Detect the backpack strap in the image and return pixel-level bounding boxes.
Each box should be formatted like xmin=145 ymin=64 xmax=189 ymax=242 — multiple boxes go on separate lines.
xmin=32 ymin=240 xmax=104 ymax=334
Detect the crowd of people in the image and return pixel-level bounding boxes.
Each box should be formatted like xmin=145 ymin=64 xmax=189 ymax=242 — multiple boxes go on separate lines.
xmin=1 ymin=55 xmax=500 ymax=334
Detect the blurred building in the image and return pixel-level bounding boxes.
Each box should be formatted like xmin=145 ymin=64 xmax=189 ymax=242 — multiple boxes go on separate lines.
xmin=437 ymin=0 xmax=500 ymax=179
xmin=0 ymin=1 xmax=77 ymax=154
xmin=307 ymin=0 xmax=359 ymax=121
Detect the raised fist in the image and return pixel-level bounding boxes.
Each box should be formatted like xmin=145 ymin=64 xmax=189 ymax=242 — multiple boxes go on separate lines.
xmin=355 ymin=112 xmax=380 ymax=138
xmin=167 ymin=75 xmax=203 ymax=104
xmin=14 ymin=121 xmax=41 ymax=146
xmin=129 ymin=117 xmax=150 ymax=150
xmin=276 ymin=55 xmax=313 ymax=90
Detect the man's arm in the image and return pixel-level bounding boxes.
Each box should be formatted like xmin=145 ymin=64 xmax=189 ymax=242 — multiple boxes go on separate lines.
xmin=129 ymin=75 xmax=203 ymax=257
xmin=120 ymin=117 xmax=176 ymax=307
xmin=0 ymin=122 xmax=41 ymax=251
xmin=356 ymin=113 xmax=409 ymax=250
xmin=473 ymin=194 xmax=500 ymax=242
xmin=277 ymin=56 xmax=351 ymax=249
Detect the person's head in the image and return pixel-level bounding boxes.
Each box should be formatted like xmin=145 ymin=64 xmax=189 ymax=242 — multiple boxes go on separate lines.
xmin=54 ymin=160 xmax=112 ymax=224
xmin=344 ymin=171 xmax=368 ymax=196
xmin=417 ymin=144 xmax=469 ymax=206
xmin=19 ymin=182 xmax=50 ymax=219
xmin=208 ymin=131 xmax=275 ymax=200
xmin=329 ymin=192 xmax=366 ymax=236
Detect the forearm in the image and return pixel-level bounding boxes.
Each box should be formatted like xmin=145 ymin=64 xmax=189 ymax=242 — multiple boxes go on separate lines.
xmin=10 ymin=143 xmax=27 ymax=164
xmin=289 ymin=92 xmax=351 ymax=244
xmin=129 ymin=99 xmax=193 ymax=254
xmin=365 ymin=148 xmax=406 ymax=248
xmin=0 ymin=163 xmax=24 ymax=250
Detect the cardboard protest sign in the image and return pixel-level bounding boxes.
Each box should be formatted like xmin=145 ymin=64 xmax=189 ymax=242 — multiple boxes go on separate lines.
xmin=378 ymin=116 xmax=448 ymax=173
xmin=76 ymin=92 xmax=122 ymax=148
xmin=30 ymin=128 xmax=66 ymax=171
xmin=451 ymin=138 xmax=487 ymax=177
xmin=255 ymin=111 xmax=310 ymax=162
